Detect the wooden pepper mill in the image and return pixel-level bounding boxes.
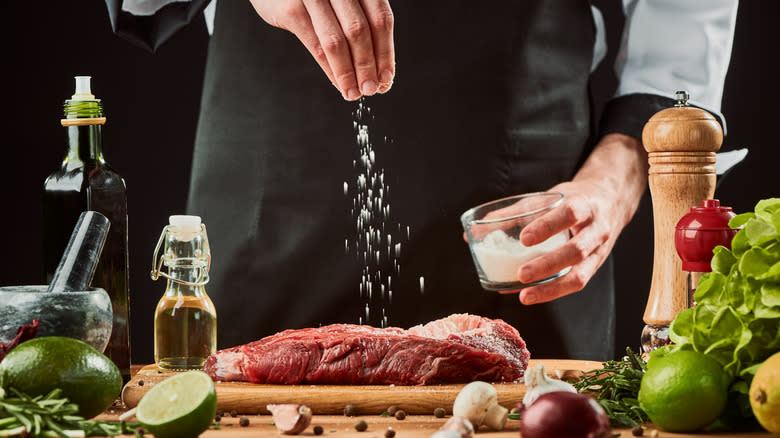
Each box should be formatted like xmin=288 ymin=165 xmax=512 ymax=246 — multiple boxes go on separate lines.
xmin=640 ymin=91 xmax=723 ymax=353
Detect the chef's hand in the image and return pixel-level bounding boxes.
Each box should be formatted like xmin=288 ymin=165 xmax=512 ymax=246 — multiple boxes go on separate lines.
xmin=249 ymin=0 xmax=395 ymax=100
xmin=507 ymin=133 xmax=649 ymax=305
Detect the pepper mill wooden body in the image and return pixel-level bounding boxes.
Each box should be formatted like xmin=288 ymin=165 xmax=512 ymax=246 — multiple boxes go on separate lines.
xmin=640 ymin=91 xmax=723 ymax=353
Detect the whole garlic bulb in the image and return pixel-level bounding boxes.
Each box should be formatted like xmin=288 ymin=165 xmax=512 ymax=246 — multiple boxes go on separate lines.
xmin=522 ymin=363 xmax=577 ymax=407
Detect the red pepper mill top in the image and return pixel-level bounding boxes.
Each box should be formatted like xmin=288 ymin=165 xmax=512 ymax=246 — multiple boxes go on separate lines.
xmin=675 ymin=199 xmax=738 ymax=273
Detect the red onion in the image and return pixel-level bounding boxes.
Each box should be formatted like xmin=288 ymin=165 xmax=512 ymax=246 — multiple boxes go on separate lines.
xmin=519 ymin=391 xmax=611 ymax=438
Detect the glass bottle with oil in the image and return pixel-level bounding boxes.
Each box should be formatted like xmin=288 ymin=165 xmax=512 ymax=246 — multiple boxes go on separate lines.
xmin=151 ymin=215 xmax=217 ymax=370
xmin=43 ymin=76 xmax=131 ymax=383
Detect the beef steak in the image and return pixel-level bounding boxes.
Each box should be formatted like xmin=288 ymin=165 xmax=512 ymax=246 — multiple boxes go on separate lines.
xmin=203 ymin=314 xmax=530 ymax=385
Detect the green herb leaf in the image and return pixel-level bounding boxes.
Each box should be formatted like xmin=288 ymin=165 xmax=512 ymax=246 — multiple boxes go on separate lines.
xmin=572 ymin=347 xmax=648 ymax=427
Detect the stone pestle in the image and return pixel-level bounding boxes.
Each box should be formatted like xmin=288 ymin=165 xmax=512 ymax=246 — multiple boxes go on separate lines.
xmin=47 ymin=211 xmax=110 ymax=293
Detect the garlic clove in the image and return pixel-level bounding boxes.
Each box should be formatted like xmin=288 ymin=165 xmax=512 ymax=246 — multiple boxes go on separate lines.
xmin=267 ymin=404 xmax=313 ymax=435
xmin=437 ymin=415 xmax=475 ymax=438
xmin=522 ymin=363 xmax=577 ymax=408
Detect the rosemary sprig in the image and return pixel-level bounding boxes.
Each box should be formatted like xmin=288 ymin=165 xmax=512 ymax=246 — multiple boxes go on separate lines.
xmin=0 ymin=387 xmax=140 ymax=437
xmin=572 ymin=347 xmax=650 ymax=428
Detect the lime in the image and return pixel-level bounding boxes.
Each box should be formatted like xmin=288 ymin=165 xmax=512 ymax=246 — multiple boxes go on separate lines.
xmin=750 ymin=352 xmax=780 ymax=434
xmin=0 ymin=336 xmax=121 ymax=418
xmin=638 ymin=349 xmax=729 ymax=432
xmin=136 ymin=370 xmax=217 ymax=438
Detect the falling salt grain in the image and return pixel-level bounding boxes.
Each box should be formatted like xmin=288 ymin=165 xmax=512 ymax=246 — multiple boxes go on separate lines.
xmin=419 ymin=276 xmax=425 ymax=295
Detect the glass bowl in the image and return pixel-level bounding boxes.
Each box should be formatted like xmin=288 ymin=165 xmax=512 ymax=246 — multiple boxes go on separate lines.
xmin=460 ymin=192 xmax=571 ymax=291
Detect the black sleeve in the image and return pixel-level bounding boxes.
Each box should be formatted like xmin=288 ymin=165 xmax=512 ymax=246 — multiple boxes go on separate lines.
xmin=598 ymin=93 xmax=726 ymax=141
xmin=105 ymin=0 xmax=212 ymax=52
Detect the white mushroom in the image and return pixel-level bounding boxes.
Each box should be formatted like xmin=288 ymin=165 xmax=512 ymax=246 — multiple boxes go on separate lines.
xmin=452 ymin=381 xmax=508 ymax=430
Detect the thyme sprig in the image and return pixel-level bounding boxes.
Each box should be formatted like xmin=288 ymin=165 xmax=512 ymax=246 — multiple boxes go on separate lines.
xmin=572 ymin=347 xmax=650 ymax=428
xmin=0 ymin=387 xmax=140 ymax=437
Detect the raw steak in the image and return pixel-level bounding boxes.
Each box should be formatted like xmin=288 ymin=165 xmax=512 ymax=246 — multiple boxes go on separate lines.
xmin=202 ymin=314 xmax=530 ymax=385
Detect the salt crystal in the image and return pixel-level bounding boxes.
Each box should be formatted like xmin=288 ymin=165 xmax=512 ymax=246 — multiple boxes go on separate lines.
xmin=471 ymin=230 xmax=568 ymax=282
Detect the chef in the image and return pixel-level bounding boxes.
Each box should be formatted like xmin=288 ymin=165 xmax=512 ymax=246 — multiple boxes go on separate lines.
xmin=108 ymin=0 xmax=738 ymax=361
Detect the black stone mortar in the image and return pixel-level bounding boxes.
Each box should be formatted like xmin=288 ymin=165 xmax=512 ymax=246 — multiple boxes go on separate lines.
xmin=0 ymin=285 xmax=113 ymax=353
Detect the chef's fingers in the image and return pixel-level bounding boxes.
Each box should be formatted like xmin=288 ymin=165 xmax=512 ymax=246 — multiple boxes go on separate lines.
xmin=251 ymin=0 xmax=339 ymax=90
xmin=469 ymin=195 xmax=562 ymax=241
xmin=303 ymin=0 xmax=361 ymax=100
xmin=516 ymin=222 xmax=609 ymax=284
xmin=519 ymin=195 xmax=593 ymax=246
xmin=330 ymin=0 xmax=381 ymax=96
xmin=516 ymin=249 xmax=606 ymax=305
xmin=360 ymin=0 xmax=394 ymax=93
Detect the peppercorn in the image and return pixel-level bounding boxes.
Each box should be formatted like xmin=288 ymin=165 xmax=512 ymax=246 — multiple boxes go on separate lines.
xmin=354 ymin=420 xmax=368 ymax=432
xmin=239 ymin=417 xmax=250 ymax=427
xmin=386 ymin=405 xmax=398 ymax=416
xmin=631 ymin=426 xmax=644 ymax=436
xmin=385 ymin=427 xmax=396 ymax=438
xmin=344 ymin=404 xmax=358 ymax=417
xmin=137 ymin=380 xmax=144 ymax=386
xmin=313 ymin=425 xmax=324 ymax=435
xmin=433 ymin=407 xmax=446 ymax=418
xmin=230 ymin=410 xmax=239 ymax=417
xmin=217 ymin=410 xmax=224 ymax=417
xmin=214 ymin=414 xmax=222 ymax=423
xmin=394 ymin=410 xmax=406 ymax=420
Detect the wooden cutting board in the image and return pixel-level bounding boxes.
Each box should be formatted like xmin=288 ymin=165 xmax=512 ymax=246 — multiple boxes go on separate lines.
xmin=121 ymin=359 xmax=601 ymax=414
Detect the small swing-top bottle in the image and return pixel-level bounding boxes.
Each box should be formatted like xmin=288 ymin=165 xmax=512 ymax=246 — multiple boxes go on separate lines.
xmin=151 ymin=215 xmax=217 ymax=370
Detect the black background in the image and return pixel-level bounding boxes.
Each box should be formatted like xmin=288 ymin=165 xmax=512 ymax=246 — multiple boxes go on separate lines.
xmin=1 ymin=1 xmax=777 ymax=364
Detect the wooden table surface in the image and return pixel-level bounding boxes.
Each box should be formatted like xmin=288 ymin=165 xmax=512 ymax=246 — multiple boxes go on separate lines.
xmin=103 ymin=366 xmax=772 ymax=437
xmin=95 ymin=410 xmax=772 ymax=438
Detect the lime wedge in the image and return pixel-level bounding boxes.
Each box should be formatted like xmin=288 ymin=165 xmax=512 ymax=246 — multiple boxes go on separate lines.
xmin=136 ymin=370 xmax=217 ymax=438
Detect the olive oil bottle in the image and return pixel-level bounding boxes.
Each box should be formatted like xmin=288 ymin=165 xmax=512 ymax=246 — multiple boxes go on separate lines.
xmin=151 ymin=215 xmax=217 ymax=370
xmin=43 ymin=76 xmax=131 ymax=382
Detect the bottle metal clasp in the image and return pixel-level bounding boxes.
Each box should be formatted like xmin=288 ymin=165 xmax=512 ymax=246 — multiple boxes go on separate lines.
xmin=150 ymin=224 xmax=211 ymax=287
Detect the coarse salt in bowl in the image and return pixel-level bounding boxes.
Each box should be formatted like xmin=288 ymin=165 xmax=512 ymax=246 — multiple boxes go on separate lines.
xmin=460 ymin=192 xmax=571 ymax=292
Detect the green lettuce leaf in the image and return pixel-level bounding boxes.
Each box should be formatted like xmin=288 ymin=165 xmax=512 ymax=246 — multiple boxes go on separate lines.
xmin=661 ymin=198 xmax=780 ymax=430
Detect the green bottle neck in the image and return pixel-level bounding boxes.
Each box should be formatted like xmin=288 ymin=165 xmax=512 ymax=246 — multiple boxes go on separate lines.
xmin=62 ymin=99 xmax=106 ymax=167
xmin=64 ymin=124 xmax=104 ymax=165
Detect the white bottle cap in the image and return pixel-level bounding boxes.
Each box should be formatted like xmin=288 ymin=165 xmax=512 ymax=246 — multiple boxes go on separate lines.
xmin=168 ymin=215 xmax=202 ymax=242
xmin=72 ymin=76 xmax=96 ymax=100
xmin=169 ymin=215 xmax=202 ymax=232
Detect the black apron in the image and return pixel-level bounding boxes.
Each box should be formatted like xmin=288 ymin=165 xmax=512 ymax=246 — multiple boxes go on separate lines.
xmin=188 ymin=0 xmax=615 ymax=361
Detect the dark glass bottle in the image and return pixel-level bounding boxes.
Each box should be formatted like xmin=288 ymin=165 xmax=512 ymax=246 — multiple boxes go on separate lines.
xmin=43 ymin=76 xmax=131 ymax=383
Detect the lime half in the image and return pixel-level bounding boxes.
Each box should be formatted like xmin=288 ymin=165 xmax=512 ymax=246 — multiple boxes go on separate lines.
xmin=136 ymin=370 xmax=217 ymax=438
